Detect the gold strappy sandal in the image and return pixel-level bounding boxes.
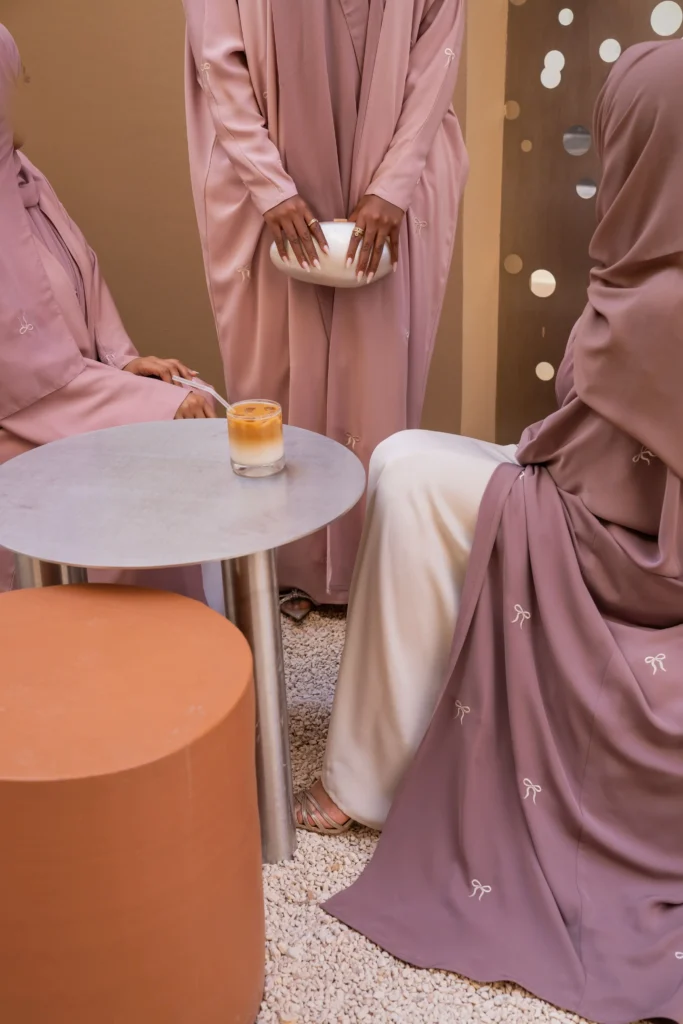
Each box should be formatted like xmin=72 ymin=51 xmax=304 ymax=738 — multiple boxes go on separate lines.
xmin=280 ymin=589 xmax=316 ymax=622
xmin=295 ymin=788 xmax=353 ymax=836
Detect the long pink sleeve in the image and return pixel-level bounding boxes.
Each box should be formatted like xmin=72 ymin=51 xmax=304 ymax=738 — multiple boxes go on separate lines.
xmin=366 ymin=0 xmax=465 ymax=212
xmin=0 ymin=360 xmax=185 ymax=448
xmin=183 ymin=0 xmax=298 ymax=215
xmin=89 ymin=251 xmax=140 ymax=370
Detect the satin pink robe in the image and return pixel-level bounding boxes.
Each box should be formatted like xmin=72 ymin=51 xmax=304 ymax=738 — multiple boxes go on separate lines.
xmin=184 ymin=0 xmax=468 ymax=602
xmin=0 ymin=155 xmax=202 ymax=598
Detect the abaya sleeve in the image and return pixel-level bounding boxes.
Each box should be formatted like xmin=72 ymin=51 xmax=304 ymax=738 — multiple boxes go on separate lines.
xmin=366 ymin=0 xmax=466 ymax=212
xmin=183 ymin=0 xmax=299 ymax=215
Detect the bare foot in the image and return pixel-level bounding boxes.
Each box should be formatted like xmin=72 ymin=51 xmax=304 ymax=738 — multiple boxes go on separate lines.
xmin=295 ymin=779 xmax=351 ymax=833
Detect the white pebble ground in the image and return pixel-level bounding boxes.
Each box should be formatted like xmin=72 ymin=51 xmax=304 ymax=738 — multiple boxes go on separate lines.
xmin=258 ymin=609 xmax=593 ymax=1024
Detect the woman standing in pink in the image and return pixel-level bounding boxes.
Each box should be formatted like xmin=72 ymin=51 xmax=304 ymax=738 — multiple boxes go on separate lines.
xmin=183 ymin=0 xmax=468 ymax=615
xmin=0 ymin=26 xmax=214 ymax=595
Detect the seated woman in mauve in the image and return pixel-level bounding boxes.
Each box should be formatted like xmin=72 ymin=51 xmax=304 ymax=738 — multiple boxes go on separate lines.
xmin=303 ymin=39 xmax=683 ymax=1024
xmin=0 ymin=25 xmax=214 ymax=594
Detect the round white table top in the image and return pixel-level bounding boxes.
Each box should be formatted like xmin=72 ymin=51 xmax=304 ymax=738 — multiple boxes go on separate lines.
xmin=0 ymin=422 xmax=366 ymax=569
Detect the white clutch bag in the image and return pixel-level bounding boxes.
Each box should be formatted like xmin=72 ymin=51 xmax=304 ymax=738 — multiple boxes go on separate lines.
xmin=269 ymin=220 xmax=392 ymax=289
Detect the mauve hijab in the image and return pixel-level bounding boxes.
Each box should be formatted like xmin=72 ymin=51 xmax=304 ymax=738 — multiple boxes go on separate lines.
xmin=326 ymin=42 xmax=683 ymax=1024
xmin=0 ymin=25 xmax=84 ymax=421
xmin=562 ymin=40 xmax=683 ymax=474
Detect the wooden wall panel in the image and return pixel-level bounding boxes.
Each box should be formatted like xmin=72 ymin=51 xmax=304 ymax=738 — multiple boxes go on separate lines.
xmin=496 ymin=0 xmax=677 ymax=443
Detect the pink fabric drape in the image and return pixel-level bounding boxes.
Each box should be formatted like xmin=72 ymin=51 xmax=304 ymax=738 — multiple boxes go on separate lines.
xmin=327 ymin=42 xmax=683 ymax=1024
xmin=183 ymin=0 xmax=467 ymax=602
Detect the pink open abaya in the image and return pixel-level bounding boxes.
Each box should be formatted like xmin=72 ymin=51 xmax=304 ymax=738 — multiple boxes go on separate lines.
xmin=183 ymin=0 xmax=467 ymax=602
xmin=0 ymin=26 xmax=202 ymax=598
xmin=327 ymin=42 xmax=683 ymax=1024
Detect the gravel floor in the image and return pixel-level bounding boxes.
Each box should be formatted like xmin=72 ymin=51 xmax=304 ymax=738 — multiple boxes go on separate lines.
xmin=258 ymin=609 xmax=591 ymax=1024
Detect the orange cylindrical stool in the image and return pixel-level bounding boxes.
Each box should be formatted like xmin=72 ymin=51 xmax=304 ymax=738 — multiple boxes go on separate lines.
xmin=0 ymin=585 xmax=264 ymax=1024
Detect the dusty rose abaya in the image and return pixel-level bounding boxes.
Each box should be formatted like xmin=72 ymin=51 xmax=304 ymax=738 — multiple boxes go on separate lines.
xmin=0 ymin=26 xmax=201 ymax=597
xmin=183 ymin=0 xmax=467 ymax=602
xmin=327 ymin=42 xmax=683 ymax=1024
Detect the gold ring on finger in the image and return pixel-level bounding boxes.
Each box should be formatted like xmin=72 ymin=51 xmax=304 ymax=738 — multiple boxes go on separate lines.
xmin=352 ymin=225 xmax=365 ymax=238
xmin=307 ymin=218 xmax=319 ymax=228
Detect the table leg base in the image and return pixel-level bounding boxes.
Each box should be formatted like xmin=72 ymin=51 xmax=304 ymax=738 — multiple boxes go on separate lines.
xmin=14 ymin=555 xmax=87 ymax=588
xmin=222 ymin=552 xmax=296 ymax=863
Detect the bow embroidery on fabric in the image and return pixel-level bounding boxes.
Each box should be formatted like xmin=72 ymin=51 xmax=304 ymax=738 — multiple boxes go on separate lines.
xmin=645 ymin=654 xmax=666 ymax=675
xmin=345 ymin=434 xmax=360 ymax=450
xmin=523 ymin=778 xmax=542 ymax=804
xmin=19 ymin=314 xmax=34 ymax=335
xmin=413 ymin=218 xmax=428 ymax=236
xmin=676 ymin=952 xmax=683 ymax=960
xmin=633 ymin=446 xmax=655 ymax=465
xmin=512 ymin=604 xmax=531 ymax=629
xmin=236 ymin=266 xmax=251 ymax=282
xmin=454 ymin=700 xmax=470 ymax=725
xmin=444 ymin=48 xmax=456 ymax=67
xmin=469 ymin=880 xmax=492 ymax=901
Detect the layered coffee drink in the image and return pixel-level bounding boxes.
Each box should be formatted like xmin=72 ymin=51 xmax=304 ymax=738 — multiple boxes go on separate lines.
xmin=227 ymin=400 xmax=285 ymax=477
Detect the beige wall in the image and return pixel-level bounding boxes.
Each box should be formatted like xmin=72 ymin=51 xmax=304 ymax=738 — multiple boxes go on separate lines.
xmin=5 ymin=0 xmax=506 ymax=435
xmin=460 ymin=0 xmax=508 ymax=442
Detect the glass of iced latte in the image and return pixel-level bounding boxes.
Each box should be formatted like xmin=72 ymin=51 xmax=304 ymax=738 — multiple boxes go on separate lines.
xmin=227 ymin=400 xmax=285 ymax=477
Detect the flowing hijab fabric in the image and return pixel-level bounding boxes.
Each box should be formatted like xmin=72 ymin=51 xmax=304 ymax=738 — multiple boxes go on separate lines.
xmin=0 ymin=25 xmax=84 ymax=421
xmin=327 ymin=42 xmax=683 ymax=1024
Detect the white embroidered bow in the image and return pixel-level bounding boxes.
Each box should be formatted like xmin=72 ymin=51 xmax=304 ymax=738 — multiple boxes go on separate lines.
xmin=345 ymin=434 xmax=360 ymax=450
xmin=512 ymin=604 xmax=531 ymax=629
xmin=633 ymin=446 xmax=654 ymax=465
xmin=236 ymin=265 xmax=251 ymax=281
xmin=469 ymin=880 xmax=492 ymax=901
xmin=19 ymin=315 xmax=34 ymax=335
xmin=454 ymin=700 xmax=470 ymax=725
xmin=444 ymin=48 xmax=456 ymax=67
xmin=200 ymin=62 xmax=211 ymax=73
xmin=645 ymin=654 xmax=666 ymax=675
xmin=413 ymin=218 xmax=427 ymax=236
xmin=523 ymin=778 xmax=542 ymax=804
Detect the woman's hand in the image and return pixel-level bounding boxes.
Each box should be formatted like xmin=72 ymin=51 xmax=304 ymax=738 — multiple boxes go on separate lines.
xmin=123 ymin=356 xmax=198 ymax=385
xmin=174 ymin=393 xmax=216 ymax=419
xmin=264 ymin=195 xmax=328 ymax=272
xmin=346 ymin=195 xmax=404 ymax=282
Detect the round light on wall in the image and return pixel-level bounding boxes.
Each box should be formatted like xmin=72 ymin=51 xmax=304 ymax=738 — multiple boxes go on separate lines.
xmin=559 ymin=8 xmax=574 ymax=25
xmin=530 ymin=270 xmax=557 ymax=298
xmin=651 ymin=1 xmax=683 ymax=35
xmin=504 ymin=255 xmax=524 ymax=275
xmin=536 ymin=362 xmax=556 ymax=382
xmin=563 ymin=126 xmax=591 ymax=157
xmin=541 ymin=68 xmax=562 ymax=89
xmin=599 ymin=39 xmax=622 ymax=63
xmin=576 ymin=179 xmax=598 ymax=199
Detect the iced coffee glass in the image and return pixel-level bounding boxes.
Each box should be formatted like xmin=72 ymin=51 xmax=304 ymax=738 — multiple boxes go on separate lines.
xmin=227 ymin=400 xmax=285 ymax=477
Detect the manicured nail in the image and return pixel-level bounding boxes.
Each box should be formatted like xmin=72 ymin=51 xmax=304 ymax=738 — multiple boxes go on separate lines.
xmin=313 ymin=259 xmax=321 ymax=270
xmin=366 ymin=272 xmax=374 ymax=284
xmin=282 ymin=255 xmax=290 ymax=263
xmin=302 ymin=261 xmax=310 ymax=272
xmin=346 ymin=257 xmax=353 ymax=269
xmin=357 ymin=271 xmax=364 ymax=283
xmin=323 ymin=246 xmax=330 ymax=255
